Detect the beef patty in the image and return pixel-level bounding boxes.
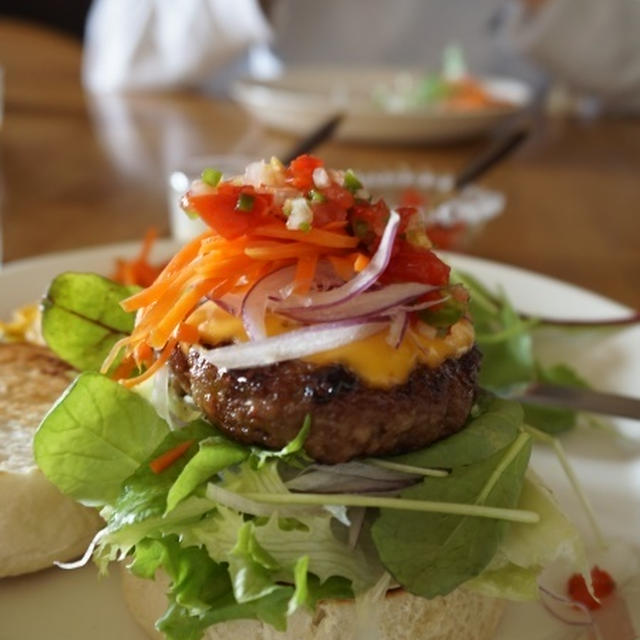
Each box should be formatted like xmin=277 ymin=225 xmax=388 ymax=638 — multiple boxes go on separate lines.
xmin=170 ymin=346 xmax=481 ymax=464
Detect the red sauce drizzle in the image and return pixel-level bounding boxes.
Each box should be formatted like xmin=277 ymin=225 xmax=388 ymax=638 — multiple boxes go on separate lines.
xmin=567 ymin=566 xmax=616 ymax=610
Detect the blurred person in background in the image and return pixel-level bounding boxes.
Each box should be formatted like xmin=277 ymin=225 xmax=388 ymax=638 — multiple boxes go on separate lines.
xmin=82 ymin=0 xmax=640 ymax=112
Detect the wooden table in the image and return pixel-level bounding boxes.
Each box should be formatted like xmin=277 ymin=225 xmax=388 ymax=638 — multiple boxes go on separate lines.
xmin=1 ymin=19 xmax=639 ymax=309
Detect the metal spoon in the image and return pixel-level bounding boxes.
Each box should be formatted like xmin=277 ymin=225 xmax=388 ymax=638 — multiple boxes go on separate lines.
xmin=453 ymin=125 xmax=530 ymax=190
xmin=281 ymin=113 xmax=344 ymax=165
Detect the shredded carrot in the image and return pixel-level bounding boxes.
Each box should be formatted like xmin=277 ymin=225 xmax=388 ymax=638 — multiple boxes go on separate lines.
xmin=322 ymin=220 xmax=349 ymax=231
xmin=121 ymin=231 xmax=211 ymax=311
xmin=121 ymin=337 xmax=177 ymax=388
xmin=293 ymin=254 xmax=318 ymax=295
xmin=112 ymin=228 xmax=166 ymax=288
xmin=327 ymin=255 xmax=354 ymax=281
xmin=149 ymin=279 xmax=217 ymax=349
xmin=100 ymin=336 xmax=132 ymax=374
xmin=110 ymin=356 xmax=137 ymax=380
xmin=149 ymin=439 xmax=195 ymax=474
xmin=252 ymin=224 xmax=358 ymax=249
xmin=133 ymin=342 xmax=153 ymax=366
xmin=244 ymin=242 xmax=323 ymax=261
xmin=353 ymin=252 xmax=370 ymax=272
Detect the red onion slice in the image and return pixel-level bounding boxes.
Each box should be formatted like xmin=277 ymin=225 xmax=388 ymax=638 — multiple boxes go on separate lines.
xmin=198 ymin=318 xmax=387 ymax=370
xmin=211 ymin=292 xmax=244 ymax=317
xmin=279 ymin=282 xmax=434 ymax=324
xmin=307 ymin=461 xmax=421 ymax=481
xmin=387 ymin=312 xmax=408 ymax=349
xmin=399 ymin=295 xmax=450 ymax=312
xmin=539 ymin=584 xmax=594 ymax=627
xmin=273 ymin=260 xmax=345 ymax=302
xmin=285 ymin=461 xmax=420 ymax=494
xmin=278 ymin=209 xmax=400 ymax=312
xmin=241 ymin=266 xmax=296 ymax=340
xmin=285 ymin=472 xmax=412 ymax=494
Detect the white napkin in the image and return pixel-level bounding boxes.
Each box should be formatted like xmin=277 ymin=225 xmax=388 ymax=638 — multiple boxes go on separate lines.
xmin=83 ymin=0 xmax=272 ymax=93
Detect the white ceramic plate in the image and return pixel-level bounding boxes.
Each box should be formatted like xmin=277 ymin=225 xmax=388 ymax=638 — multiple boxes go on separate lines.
xmin=232 ymin=67 xmax=532 ymax=144
xmin=1 ymin=243 xmax=639 ymax=640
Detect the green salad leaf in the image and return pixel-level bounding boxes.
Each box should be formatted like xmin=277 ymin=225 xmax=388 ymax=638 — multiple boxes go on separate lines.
xmin=108 ymin=420 xmax=213 ymax=531
xmin=372 ymin=433 xmax=532 ymax=598
xmin=166 ymin=437 xmax=249 ymax=513
xmin=34 ymin=371 xmax=170 ymax=505
xmin=133 ymin=535 xmax=294 ymax=640
xmin=41 ymin=272 xmax=137 ymax=371
xmin=251 ymin=414 xmax=311 ymax=468
xmin=467 ymin=473 xmax=587 ymax=600
xmin=522 ymin=363 xmax=590 ymax=434
xmin=454 ymin=270 xmax=591 ymax=434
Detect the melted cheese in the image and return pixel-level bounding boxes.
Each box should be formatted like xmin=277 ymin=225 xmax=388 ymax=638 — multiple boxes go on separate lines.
xmin=187 ymin=301 xmax=475 ymax=388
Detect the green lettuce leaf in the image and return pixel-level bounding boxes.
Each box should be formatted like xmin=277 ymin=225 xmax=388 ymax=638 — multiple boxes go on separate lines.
xmin=228 ymin=521 xmax=283 ymax=603
xmin=522 ymin=363 xmax=590 ymax=434
xmin=41 ymin=272 xmax=137 ymax=371
xmin=250 ymin=414 xmax=311 ymax=468
xmin=131 ymin=535 xmax=294 ymax=639
xmin=166 ymin=437 xmax=249 ymax=513
xmin=34 ymin=372 xmax=170 ymax=505
xmin=371 ymin=433 xmax=532 ymax=598
xmin=466 ymin=473 xmax=587 ymax=600
xmin=454 ymin=270 xmax=591 ymax=434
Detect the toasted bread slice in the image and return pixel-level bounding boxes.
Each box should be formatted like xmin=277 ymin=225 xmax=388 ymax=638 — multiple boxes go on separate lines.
xmin=121 ymin=568 xmax=505 ymax=640
xmin=0 ymin=343 xmax=103 ymax=577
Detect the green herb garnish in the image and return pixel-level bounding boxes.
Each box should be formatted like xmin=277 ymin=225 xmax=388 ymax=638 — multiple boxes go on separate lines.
xmin=236 ymin=193 xmax=255 ymax=212
xmin=201 ymin=168 xmax=222 ymax=187
xmin=308 ymin=189 xmax=326 ymax=203
xmin=343 ymin=169 xmax=363 ymax=193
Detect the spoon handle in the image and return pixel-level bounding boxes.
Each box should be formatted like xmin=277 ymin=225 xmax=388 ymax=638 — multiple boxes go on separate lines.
xmin=282 ymin=113 xmax=344 ymax=165
xmin=454 ymin=126 xmax=529 ymax=191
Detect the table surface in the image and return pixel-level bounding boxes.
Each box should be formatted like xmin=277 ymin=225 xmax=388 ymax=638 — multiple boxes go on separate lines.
xmin=1 ymin=19 xmax=638 ymax=310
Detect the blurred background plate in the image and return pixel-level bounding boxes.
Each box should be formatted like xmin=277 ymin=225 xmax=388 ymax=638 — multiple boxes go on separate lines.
xmin=232 ymin=66 xmax=532 ymax=144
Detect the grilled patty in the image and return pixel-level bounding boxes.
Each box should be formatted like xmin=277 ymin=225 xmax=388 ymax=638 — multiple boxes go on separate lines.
xmin=170 ymin=345 xmax=481 ymax=464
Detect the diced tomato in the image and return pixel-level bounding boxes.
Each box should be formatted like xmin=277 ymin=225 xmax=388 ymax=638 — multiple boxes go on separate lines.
xmin=350 ymin=199 xmax=390 ymax=240
xmin=288 ymin=154 xmax=323 ymax=191
xmin=322 ymin=184 xmax=355 ymax=210
xmin=311 ymin=201 xmax=348 ymax=227
xmin=568 ymin=567 xmax=616 ymax=610
xmin=426 ymin=222 xmax=467 ymax=250
xmin=381 ymin=239 xmax=450 ymax=286
xmin=186 ymin=184 xmax=273 ymax=239
xmin=395 ymin=206 xmax=418 ymax=233
xmin=399 ymin=187 xmax=425 ymax=207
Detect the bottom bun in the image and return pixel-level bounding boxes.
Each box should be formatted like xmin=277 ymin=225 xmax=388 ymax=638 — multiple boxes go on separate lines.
xmin=0 ymin=343 xmax=103 ymax=577
xmin=121 ymin=567 xmax=505 ymax=640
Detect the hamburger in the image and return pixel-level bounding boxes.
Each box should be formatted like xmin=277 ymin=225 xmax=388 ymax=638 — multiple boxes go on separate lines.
xmin=34 ymin=156 xmax=586 ymax=640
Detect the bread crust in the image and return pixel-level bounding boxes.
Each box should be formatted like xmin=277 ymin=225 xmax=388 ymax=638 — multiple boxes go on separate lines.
xmin=121 ymin=568 xmax=505 ymax=640
xmin=0 ymin=343 xmax=103 ymax=577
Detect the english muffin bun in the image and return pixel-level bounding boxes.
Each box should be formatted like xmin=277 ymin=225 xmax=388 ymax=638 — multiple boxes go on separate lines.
xmin=0 ymin=343 xmax=103 ymax=577
xmin=121 ymin=568 xmax=505 ymax=640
